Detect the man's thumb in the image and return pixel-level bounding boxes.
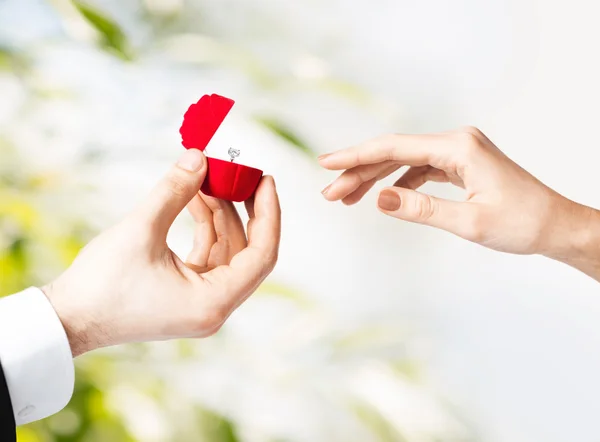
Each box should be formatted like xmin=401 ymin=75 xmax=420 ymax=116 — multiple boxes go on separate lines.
xmin=138 ymin=149 xmax=207 ymax=237
xmin=377 ymin=187 xmax=471 ymax=236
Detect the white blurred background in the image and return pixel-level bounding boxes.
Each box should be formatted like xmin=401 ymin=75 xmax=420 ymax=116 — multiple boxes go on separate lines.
xmin=1 ymin=0 xmax=600 ymax=441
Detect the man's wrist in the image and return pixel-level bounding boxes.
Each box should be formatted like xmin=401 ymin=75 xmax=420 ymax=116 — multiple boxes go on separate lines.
xmin=41 ymin=282 xmax=95 ymax=357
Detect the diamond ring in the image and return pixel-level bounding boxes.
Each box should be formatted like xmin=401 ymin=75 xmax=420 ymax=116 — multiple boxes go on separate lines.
xmin=228 ymin=147 xmax=240 ymax=162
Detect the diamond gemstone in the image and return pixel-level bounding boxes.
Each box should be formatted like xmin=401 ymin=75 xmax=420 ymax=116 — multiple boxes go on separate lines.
xmin=228 ymin=147 xmax=240 ymax=159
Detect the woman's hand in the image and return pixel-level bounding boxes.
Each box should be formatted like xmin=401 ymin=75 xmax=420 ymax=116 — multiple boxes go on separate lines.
xmin=43 ymin=149 xmax=281 ymax=356
xmin=319 ymin=127 xmax=600 ymax=280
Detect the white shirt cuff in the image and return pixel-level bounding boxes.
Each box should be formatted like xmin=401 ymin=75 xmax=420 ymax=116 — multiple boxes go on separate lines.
xmin=0 ymin=287 xmax=74 ymax=425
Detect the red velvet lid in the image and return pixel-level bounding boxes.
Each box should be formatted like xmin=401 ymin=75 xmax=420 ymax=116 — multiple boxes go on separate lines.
xmin=179 ymin=94 xmax=235 ymax=151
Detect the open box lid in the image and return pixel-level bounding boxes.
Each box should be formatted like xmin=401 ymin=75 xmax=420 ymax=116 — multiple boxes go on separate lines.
xmin=179 ymin=94 xmax=235 ymax=151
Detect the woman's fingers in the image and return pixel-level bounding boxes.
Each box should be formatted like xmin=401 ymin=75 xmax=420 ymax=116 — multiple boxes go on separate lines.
xmin=341 ymin=179 xmax=377 ymax=205
xmin=376 ymin=186 xmax=477 ymax=239
xmin=318 ymin=133 xmax=458 ymax=171
xmin=394 ymin=165 xmax=458 ymax=190
xmin=395 ymin=165 xmax=466 ymax=190
xmin=322 ymin=161 xmax=401 ymax=201
xmin=319 ymin=131 xmax=479 ymax=204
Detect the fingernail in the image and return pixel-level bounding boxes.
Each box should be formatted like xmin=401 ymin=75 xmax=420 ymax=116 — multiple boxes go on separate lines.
xmin=318 ymin=153 xmax=331 ymax=161
xmin=378 ymin=190 xmax=401 ymax=211
xmin=321 ymin=183 xmax=332 ymax=195
xmin=177 ymin=149 xmax=204 ymax=172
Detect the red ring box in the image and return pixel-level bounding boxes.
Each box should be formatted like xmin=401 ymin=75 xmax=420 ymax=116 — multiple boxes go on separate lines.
xmin=179 ymin=94 xmax=263 ymax=202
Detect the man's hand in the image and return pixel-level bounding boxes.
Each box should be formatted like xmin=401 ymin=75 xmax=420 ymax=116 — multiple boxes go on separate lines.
xmin=43 ymin=149 xmax=281 ymax=356
xmin=319 ymin=126 xmax=600 ymax=280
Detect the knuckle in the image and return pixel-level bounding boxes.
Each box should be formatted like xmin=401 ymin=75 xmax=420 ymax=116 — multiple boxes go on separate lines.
xmin=377 ymin=133 xmax=400 ymax=161
xmin=342 ymin=170 xmax=364 ymax=188
xmin=457 ymin=131 xmax=480 ymax=147
xmin=455 ymin=131 xmax=482 ymax=158
xmin=407 ymin=193 xmax=436 ymax=221
xmin=262 ymin=250 xmax=279 ymax=274
xmin=201 ymin=321 xmax=224 ymax=337
xmin=460 ymin=125 xmax=483 ymax=137
xmin=416 ymin=195 xmax=436 ymax=221
xmin=189 ymin=304 xmax=229 ymax=335
xmin=355 ymin=167 xmax=374 ymax=183
xmin=192 ymin=323 xmax=222 ymax=338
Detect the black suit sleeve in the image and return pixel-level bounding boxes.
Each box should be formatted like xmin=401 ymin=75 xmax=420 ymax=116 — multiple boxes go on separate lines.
xmin=0 ymin=359 xmax=16 ymax=442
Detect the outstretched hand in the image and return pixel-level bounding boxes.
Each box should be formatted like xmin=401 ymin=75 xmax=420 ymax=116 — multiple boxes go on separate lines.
xmin=319 ymin=127 xmax=600 ymax=280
